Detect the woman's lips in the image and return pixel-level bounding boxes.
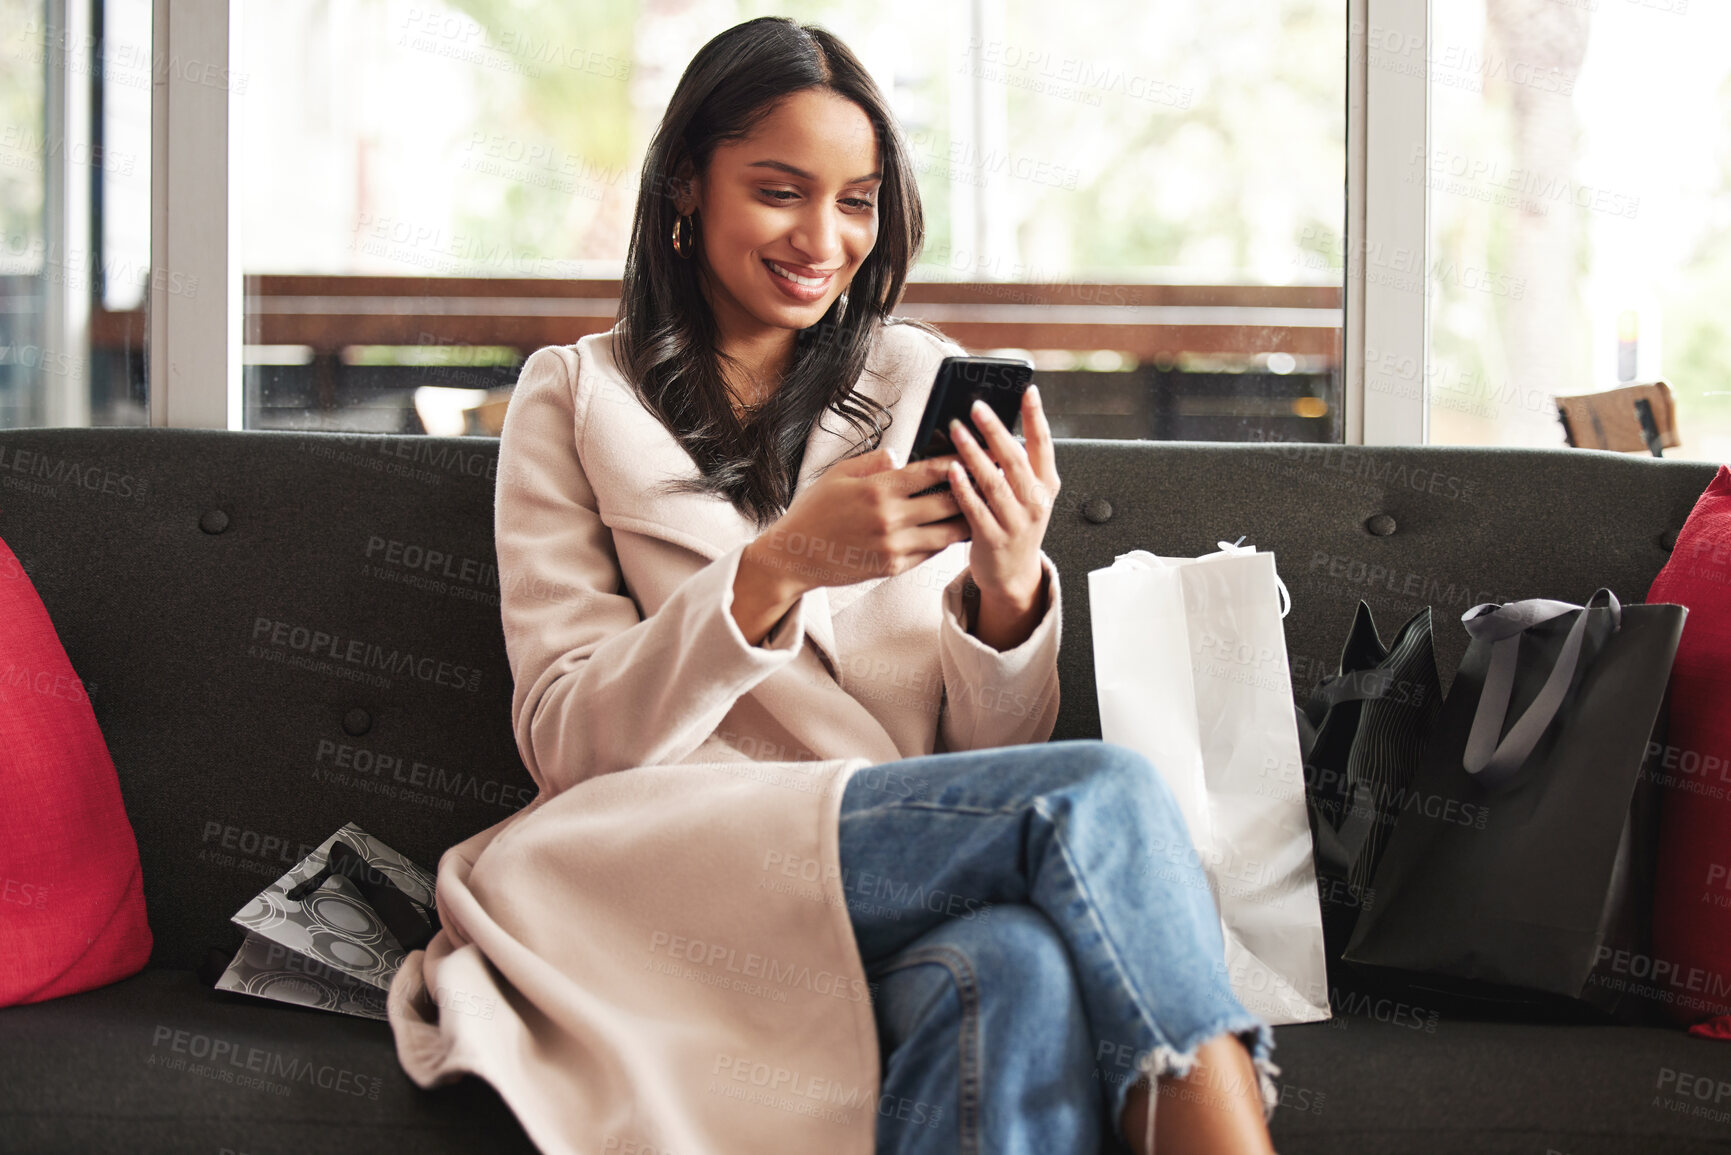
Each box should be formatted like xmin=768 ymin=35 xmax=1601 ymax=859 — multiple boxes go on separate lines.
xmin=764 ymin=259 xmax=833 ymax=302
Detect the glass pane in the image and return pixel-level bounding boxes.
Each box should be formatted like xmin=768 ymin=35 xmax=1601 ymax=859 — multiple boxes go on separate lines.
xmin=0 ymin=0 xmax=152 ymax=429
xmin=1427 ymin=1 xmax=1731 ymax=461
xmin=240 ymin=0 xmax=1344 ymax=442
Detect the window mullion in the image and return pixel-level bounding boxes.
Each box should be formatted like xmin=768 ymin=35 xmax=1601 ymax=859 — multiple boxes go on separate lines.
xmin=148 ymin=0 xmax=241 ymax=428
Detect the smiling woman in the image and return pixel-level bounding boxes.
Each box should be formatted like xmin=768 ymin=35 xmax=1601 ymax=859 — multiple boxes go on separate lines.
xmin=672 ymin=90 xmax=884 ymax=412
xmin=385 ymin=16 xmax=1280 ymax=1155
xmin=614 ymin=20 xmax=929 ymax=529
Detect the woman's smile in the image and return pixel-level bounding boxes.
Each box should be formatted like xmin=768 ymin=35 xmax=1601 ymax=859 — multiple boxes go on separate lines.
xmin=763 ymin=258 xmax=835 ymax=300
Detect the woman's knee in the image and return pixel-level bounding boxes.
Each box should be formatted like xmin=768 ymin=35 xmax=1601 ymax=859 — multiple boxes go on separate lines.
xmin=1033 ymin=740 xmax=1180 ymax=816
xmin=876 ymin=905 xmax=1079 ymax=1019
xmin=946 ymin=902 xmax=1076 ymax=990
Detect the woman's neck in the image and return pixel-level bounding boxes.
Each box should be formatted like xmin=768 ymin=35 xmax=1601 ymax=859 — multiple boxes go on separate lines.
xmin=721 ymin=337 xmax=794 ymax=415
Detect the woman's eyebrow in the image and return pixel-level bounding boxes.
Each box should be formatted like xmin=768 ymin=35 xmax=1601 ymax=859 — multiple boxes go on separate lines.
xmin=746 ymin=159 xmax=882 ymax=184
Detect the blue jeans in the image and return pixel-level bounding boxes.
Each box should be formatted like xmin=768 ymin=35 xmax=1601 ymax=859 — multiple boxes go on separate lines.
xmin=837 ymin=739 xmax=1278 ymax=1155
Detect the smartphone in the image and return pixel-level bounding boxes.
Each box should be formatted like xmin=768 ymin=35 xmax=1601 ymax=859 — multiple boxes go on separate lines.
xmin=909 ymin=356 xmax=1035 ymax=462
xmin=906 ymin=356 xmax=1035 ymax=497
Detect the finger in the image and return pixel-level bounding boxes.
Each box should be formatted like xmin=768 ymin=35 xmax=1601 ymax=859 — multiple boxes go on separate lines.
xmin=833 ymin=444 xmax=900 ymax=477
xmin=965 ymin=399 xmax=1039 ymax=510
xmin=946 ymin=454 xmax=1004 ymax=543
xmin=876 ymin=454 xmax=958 ymax=499
xmin=905 ymin=519 xmax=971 ymax=555
xmin=907 ymin=487 xmax=963 ymax=526
xmin=1022 ymin=384 xmax=1060 ymax=514
xmin=950 ymin=420 xmax=1020 ymax=534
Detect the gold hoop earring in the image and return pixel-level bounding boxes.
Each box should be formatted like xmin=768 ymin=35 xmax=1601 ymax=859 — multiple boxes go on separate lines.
xmin=671 ymin=213 xmax=695 ymax=259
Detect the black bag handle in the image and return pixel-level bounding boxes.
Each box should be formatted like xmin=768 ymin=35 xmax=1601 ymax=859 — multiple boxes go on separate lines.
xmin=1461 ymin=588 xmax=1622 ymax=786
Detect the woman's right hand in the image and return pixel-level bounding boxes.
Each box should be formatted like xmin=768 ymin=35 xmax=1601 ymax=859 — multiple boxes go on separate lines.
xmin=744 ymin=445 xmax=971 ymax=600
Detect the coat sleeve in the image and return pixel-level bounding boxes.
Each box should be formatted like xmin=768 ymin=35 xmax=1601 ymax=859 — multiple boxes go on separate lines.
xmin=933 ymin=551 xmax=1062 ymax=753
xmin=494 ymin=345 xmax=813 ymax=798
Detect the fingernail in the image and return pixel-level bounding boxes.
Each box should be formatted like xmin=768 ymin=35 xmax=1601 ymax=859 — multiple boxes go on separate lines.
xmin=1028 ymin=384 xmax=1040 ymax=403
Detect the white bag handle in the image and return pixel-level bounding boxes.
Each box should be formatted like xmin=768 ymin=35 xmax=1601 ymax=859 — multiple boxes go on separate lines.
xmin=1112 ymin=537 xmax=1291 ymax=618
xmin=1215 ymin=536 xmax=1291 ymax=619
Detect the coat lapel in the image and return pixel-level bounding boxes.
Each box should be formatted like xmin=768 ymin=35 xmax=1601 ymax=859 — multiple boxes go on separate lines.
xmin=577 ymin=328 xmax=920 ymax=677
xmin=574 ymin=320 xmax=941 ymax=671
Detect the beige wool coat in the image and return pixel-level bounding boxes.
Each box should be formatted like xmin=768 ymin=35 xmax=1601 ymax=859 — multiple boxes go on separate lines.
xmin=386 ymin=316 xmax=1065 ymax=1155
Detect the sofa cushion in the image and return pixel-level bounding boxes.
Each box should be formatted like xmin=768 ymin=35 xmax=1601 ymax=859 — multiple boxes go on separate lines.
xmin=1266 ymin=1012 xmax=1731 ymax=1154
xmin=7 ymin=968 xmax=1731 ymax=1154
xmin=1650 ymin=464 xmax=1731 ymax=1027
xmin=0 ymin=966 xmax=535 ymax=1154
xmin=0 ymin=532 xmax=151 ymax=1006
xmin=0 ymin=431 xmax=1716 ymax=972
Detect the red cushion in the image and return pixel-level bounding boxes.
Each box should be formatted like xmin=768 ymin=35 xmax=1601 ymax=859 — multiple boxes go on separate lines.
xmin=1650 ymin=465 xmax=1731 ymax=1026
xmin=0 ymin=533 xmax=152 ymax=1005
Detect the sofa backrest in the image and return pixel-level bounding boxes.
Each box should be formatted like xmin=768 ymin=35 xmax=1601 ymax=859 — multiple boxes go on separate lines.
xmin=0 ymin=428 xmax=1714 ymax=969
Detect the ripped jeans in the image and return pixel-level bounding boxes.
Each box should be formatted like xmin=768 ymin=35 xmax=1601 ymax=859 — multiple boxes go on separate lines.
xmin=837 ymin=739 xmax=1279 ymax=1155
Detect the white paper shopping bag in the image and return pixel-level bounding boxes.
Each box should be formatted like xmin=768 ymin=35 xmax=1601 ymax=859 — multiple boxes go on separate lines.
xmin=1089 ymin=541 xmax=1331 ymax=1025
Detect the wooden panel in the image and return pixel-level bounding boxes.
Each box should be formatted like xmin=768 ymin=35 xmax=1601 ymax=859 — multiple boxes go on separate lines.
xmin=83 ymin=275 xmax=1344 ymax=366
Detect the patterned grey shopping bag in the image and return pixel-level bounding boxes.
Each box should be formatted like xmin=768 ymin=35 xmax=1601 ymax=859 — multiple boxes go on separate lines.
xmin=213 ymin=822 xmax=438 ymax=1020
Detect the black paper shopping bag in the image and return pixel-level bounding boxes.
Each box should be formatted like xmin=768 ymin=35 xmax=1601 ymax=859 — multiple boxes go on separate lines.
xmin=1299 ymin=603 xmax=1442 ymax=982
xmin=1342 ymin=589 xmax=1685 ymax=1022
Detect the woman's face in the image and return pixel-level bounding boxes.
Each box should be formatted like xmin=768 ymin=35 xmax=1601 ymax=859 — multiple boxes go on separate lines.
xmin=682 ymin=89 xmax=882 ymax=355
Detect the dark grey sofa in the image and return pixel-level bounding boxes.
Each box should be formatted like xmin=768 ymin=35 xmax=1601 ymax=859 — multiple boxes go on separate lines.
xmin=2 ymin=426 xmax=1728 ymax=1155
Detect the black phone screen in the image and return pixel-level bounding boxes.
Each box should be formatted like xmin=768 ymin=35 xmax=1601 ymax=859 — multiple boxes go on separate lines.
xmin=906 ymin=356 xmax=1035 ymax=498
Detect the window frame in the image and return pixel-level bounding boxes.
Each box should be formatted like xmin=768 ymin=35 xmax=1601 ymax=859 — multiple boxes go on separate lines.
xmin=148 ymin=0 xmax=242 ymax=428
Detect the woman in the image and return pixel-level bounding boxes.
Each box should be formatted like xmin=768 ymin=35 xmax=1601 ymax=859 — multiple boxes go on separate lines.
xmin=387 ymin=16 xmax=1280 ymax=1155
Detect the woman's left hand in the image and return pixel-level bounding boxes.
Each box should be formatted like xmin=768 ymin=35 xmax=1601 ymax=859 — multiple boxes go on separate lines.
xmin=947 ymin=383 xmax=1061 ymax=611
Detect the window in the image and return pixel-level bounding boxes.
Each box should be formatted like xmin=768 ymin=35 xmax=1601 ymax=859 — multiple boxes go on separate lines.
xmin=230 ymin=0 xmax=1345 ymax=441
xmin=1 ymin=0 xmax=151 ymax=429
xmin=1425 ymin=0 xmax=1731 ymax=461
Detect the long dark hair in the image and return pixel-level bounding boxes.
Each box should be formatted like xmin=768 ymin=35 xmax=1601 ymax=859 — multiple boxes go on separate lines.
xmin=615 ymin=16 xmax=926 ymax=530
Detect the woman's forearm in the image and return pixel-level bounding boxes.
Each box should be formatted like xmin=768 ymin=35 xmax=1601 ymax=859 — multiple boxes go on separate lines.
xmin=969 ymin=566 xmax=1050 ymax=652
xmin=731 ymin=541 xmax=808 ymax=646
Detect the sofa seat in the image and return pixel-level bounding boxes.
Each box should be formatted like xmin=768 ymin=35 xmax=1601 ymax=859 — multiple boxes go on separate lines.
xmin=0 ymin=967 xmax=537 ymax=1155
xmin=1268 ymin=1014 xmax=1731 ymax=1154
xmin=8 ymin=967 xmax=1731 ymax=1154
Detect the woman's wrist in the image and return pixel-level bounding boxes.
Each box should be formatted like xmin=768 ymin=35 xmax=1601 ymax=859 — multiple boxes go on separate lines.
xmin=731 ymin=539 xmax=809 ymax=646
xmin=968 ymin=566 xmax=1049 ymax=652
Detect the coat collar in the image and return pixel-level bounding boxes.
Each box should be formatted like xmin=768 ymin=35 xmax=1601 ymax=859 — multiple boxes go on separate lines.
xmin=573 ymin=321 xmax=948 ymax=674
